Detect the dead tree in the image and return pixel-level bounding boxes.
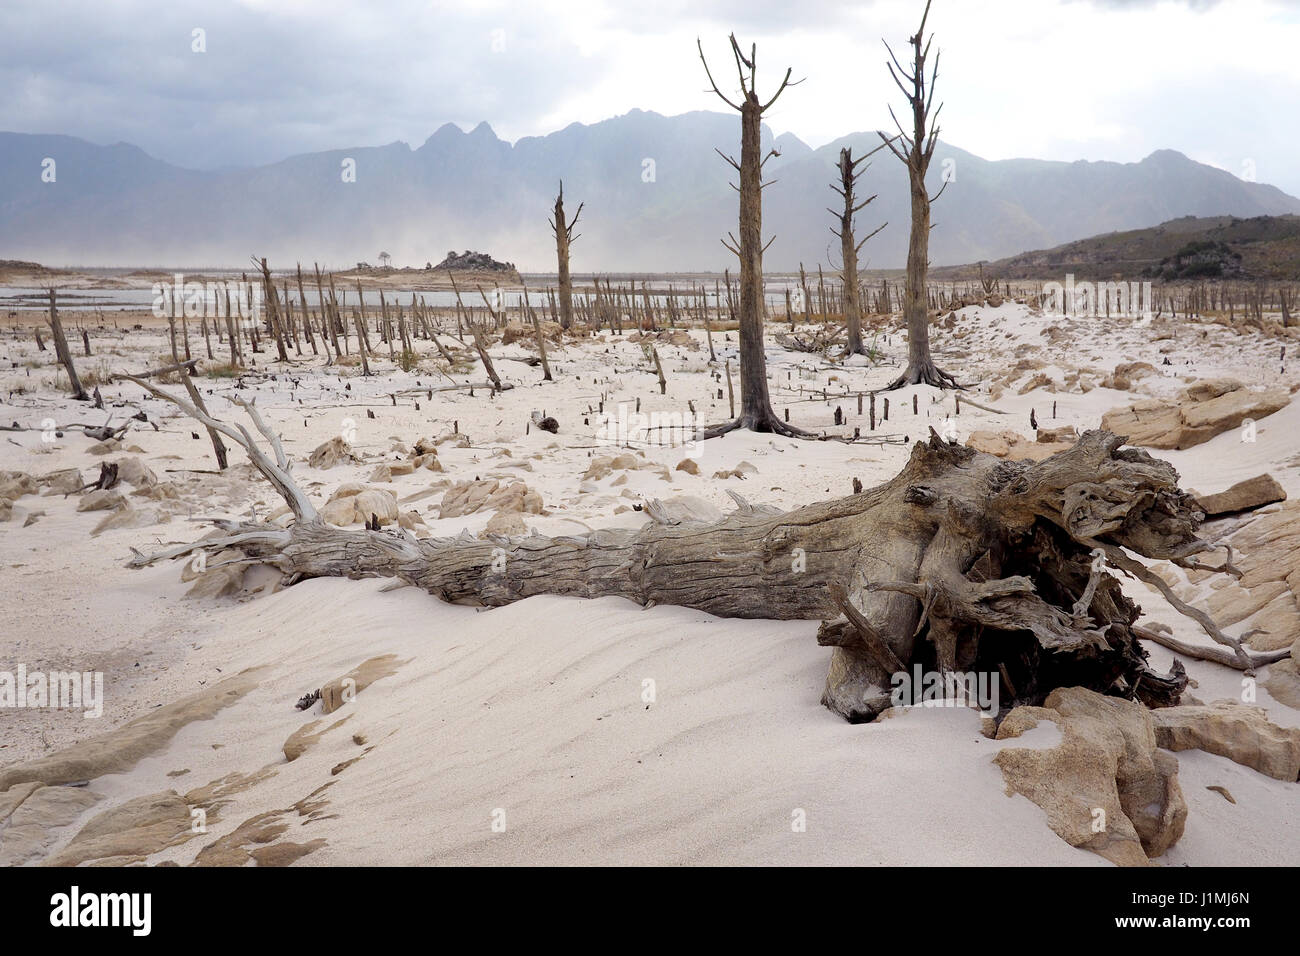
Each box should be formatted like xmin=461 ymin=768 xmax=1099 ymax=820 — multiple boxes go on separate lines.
xmin=698 ymin=34 xmax=810 ymax=437
xmin=224 ymin=285 xmax=241 ymax=367
xmin=46 ymin=289 xmax=87 ymax=401
xmin=163 ymin=316 xmax=229 ymax=470
xmin=829 ymin=143 xmax=891 ymax=358
xmin=126 ymin=389 xmax=1249 ymax=724
xmin=472 ymin=286 xmax=511 ymax=391
xmin=879 ymin=0 xmax=961 ymax=389
xmin=352 ymin=309 xmax=372 ymax=376
xmin=313 ymin=263 xmax=341 ymax=359
xmin=297 ymin=265 xmax=318 ymax=358
xmin=550 ymin=182 xmax=583 ymax=331
xmin=256 ymin=257 xmax=291 ymax=364
xmin=520 ymin=277 xmax=553 ymax=382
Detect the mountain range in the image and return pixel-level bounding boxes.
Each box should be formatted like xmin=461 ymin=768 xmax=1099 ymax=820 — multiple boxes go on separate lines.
xmin=2 ymin=109 xmax=1298 ymax=272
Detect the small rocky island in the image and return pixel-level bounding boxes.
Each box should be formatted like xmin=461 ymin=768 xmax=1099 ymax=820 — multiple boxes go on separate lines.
xmin=432 ymin=250 xmax=517 ymax=274
xmin=342 ymin=249 xmax=520 ymax=288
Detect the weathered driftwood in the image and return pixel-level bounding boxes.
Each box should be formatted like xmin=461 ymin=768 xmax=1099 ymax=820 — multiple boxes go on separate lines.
xmin=1133 ymin=625 xmax=1287 ymax=671
xmin=125 ymin=387 xmax=1248 ymax=723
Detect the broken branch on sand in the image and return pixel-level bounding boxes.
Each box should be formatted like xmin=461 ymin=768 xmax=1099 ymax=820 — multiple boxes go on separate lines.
xmin=1133 ymin=624 xmax=1290 ymax=671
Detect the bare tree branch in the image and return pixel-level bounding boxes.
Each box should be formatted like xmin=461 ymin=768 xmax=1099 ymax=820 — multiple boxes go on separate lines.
xmin=697 ymin=37 xmax=742 ymax=111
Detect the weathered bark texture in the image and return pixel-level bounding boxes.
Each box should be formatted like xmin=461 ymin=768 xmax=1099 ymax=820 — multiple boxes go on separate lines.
xmin=880 ymin=0 xmax=960 ymax=390
xmin=126 ymin=386 xmax=1246 ymax=726
xmin=699 ymin=35 xmax=809 ymax=437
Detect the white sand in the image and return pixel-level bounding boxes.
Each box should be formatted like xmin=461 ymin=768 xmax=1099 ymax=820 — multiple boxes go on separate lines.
xmin=1 ymin=298 xmax=1296 ymax=865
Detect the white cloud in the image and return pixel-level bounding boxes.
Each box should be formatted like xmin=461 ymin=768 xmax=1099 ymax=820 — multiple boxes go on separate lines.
xmin=2 ymin=0 xmax=1296 ymax=194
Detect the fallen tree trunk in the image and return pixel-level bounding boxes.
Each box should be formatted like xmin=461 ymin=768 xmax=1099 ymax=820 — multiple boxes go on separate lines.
xmin=124 ymin=385 xmax=1249 ymax=723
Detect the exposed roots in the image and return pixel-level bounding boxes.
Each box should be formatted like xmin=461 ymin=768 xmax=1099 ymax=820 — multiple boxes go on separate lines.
xmin=840 ymin=343 xmax=881 ymax=362
xmin=1093 ymin=542 xmax=1255 ymax=673
xmin=884 ymin=358 xmax=965 ymax=391
xmin=701 ymin=407 xmax=817 ymax=439
xmin=1133 ymin=625 xmax=1289 ymax=671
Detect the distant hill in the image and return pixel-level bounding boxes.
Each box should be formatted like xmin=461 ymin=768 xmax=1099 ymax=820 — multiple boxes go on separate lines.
xmin=3 ymin=111 xmax=1298 ymax=271
xmin=934 ymin=215 xmax=1300 ymax=281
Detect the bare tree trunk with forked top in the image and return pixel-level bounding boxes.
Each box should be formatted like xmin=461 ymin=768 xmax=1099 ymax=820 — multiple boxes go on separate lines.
xmin=879 ymin=0 xmax=962 ymax=390
xmin=830 ymin=143 xmax=891 ymax=357
xmin=698 ymin=34 xmax=811 ymax=438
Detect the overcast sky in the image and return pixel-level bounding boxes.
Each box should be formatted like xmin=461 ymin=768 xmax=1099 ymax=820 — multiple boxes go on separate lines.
xmin=3 ymin=0 xmax=1298 ymax=194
